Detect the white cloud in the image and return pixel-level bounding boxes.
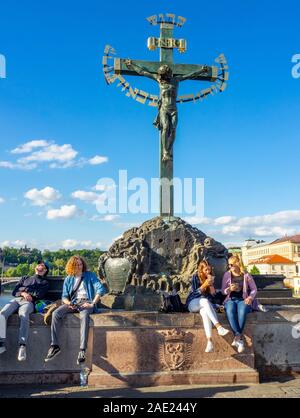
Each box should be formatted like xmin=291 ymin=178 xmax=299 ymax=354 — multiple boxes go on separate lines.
xmin=72 ymin=190 xmax=110 ymax=212
xmin=93 ymin=184 xmax=106 ymax=191
xmin=0 ymin=197 xmax=5 ymax=204
xmin=115 ymin=221 xmax=140 ymax=229
xmin=24 ymin=187 xmax=61 ymax=207
xmin=0 ymin=161 xmax=37 ymax=170
xmin=47 ymin=205 xmax=79 ymax=220
xmin=11 ymin=140 xmax=50 ymax=154
xmin=183 ymin=216 xmax=212 ymax=225
xmin=237 ymin=211 xmax=300 ymax=227
xmin=89 ymin=155 xmax=108 ymax=165
xmin=18 ymin=144 xmax=78 ymax=165
xmin=214 ymin=216 xmax=237 ymax=225
xmin=0 ymin=240 xmax=26 ymax=248
xmin=0 ymin=140 xmax=109 ymax=171
xmin=102 ymin=214 xmax=120 ymax=222
xmin=61 ymin=239 xmax=78 ymax=249
xmin=221 ymin=225 xmax=242 ymax=235
xmin=90 ymin=214 xmax=120 ymax=222
xmin=253 ymin=226 xmax=298 ymax=237
xmin=71 ymin=190 xmax=100 ymax=203
xmin=187 ymin=210 xmax=300 ymax=241
xmin=61 ymin=239 xmax=102 ymax=250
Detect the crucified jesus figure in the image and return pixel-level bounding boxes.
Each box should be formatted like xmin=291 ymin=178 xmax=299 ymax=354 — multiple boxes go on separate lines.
xmin=125 ymin=60 xmax=210 ymax=161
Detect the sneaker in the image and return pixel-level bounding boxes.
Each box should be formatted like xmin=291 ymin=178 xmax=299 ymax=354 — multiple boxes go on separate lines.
xmin=17 ymin=345 xmax=26 ymax=361
xmin=236 ymin=339 xmax=245 ymax=353
xmin=217 ymin=326 xmax=230 ymax=337
xmin=44 ymin=345 xmax=61 ymax=362
xmin=205 ymin=341 xmax=214 ymax=353
xmin=0 ymin=342 xmax=6 ymax=355
xmin=231 ymin=339 xmax=238 ymax=347
xmin=258 ymin=303 xmax=269 ymax=313
xmin=77 ymin=349 xmax=86 ymax=365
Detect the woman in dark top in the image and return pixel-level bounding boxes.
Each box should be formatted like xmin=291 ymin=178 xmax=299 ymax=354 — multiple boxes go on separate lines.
xmin=186 ymin=260 xmax=229 ymax=353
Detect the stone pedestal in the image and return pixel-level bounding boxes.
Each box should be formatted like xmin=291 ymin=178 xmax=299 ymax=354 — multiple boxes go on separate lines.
xmin=88 ymin=311 xmax=259 ymax=387
xmin=100 ymin=291 xmax=162 ymax=311
xmin=99 ymin=216 xmax=228 ymax=299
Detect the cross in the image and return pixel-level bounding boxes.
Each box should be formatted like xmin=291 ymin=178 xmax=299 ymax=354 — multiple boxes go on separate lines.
xmin=111 ymin=14 xmax=225 ymax=218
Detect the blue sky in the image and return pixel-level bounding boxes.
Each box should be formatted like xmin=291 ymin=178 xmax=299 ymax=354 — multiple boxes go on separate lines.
xmin=0 ymin=0 xmax=300 ymax=251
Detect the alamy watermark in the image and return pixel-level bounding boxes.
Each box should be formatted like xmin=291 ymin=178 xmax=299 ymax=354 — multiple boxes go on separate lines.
xmin=93 ymin=170 xmax=204 ymax=217
xmin=291 ymin=54 xmax=300 ymax=79
xmin=0 ymin=54 xmax=6 ymax=79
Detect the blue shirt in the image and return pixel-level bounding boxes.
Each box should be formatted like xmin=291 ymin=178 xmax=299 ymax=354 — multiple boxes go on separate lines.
xmin=62 ymin=271 xmax=108 ymax=313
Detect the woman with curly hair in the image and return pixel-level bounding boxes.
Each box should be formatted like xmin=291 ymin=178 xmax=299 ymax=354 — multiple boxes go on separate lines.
xmin=186 ymin=260 xmax=229 ymax=353
xmin=44 ymin=255 xmax=107 ymax=364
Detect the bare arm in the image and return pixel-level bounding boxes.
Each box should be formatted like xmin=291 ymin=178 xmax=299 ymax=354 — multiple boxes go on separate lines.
xmin=125 ymin=59 xmax=157 ymax=80
xmin=177 ymin=65 xmax=210 ymax=82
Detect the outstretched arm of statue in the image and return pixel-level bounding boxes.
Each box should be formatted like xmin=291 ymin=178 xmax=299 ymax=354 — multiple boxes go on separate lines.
xmin=177 ymin=65 xmax=210 ymax=82
xmin=125 ymin=59 xmax=157 ymax=80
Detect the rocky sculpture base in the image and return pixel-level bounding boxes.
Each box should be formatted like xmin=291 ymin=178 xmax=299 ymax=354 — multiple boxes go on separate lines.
xmin=99 ymin=216 xmax=229 ymax=307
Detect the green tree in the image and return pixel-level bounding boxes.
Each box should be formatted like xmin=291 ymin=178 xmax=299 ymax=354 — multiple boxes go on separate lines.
xmin=14 ymin=263 xmax=31 ymax=277
xmin=53 ymin=258 xmax=66 ymax=276
xmin=250 ymin=265 xmax=260 ymax=275
xmin=4 ymin=267 xmax=17 ymax=277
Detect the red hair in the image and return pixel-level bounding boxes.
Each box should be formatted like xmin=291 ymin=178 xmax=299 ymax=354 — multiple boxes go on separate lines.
xmin=197 ymin=260 xmax=212 ymax=294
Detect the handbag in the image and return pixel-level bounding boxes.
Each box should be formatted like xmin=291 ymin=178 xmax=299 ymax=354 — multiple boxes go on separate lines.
xmin=43 ymin=276 xmax=85 ymax=325
xmin=43 ymin=300 xmax=63 ymax=325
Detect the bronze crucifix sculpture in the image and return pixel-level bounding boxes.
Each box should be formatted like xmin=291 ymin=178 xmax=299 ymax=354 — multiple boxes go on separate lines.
xmin=103 ymin=13 xmax=228 ymax=217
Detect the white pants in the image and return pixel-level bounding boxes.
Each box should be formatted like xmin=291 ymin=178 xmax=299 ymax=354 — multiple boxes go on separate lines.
xmin=188 ymin=297 xmax=219 ymax=339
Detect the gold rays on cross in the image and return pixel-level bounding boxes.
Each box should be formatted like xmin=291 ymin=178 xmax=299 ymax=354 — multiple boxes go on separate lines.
xmin=102 ymin=45 xmax=229 ymax=106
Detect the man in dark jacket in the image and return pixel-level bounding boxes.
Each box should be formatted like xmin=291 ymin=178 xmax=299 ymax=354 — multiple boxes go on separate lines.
xmin=0 ymin=261 xmax=50 ymax=361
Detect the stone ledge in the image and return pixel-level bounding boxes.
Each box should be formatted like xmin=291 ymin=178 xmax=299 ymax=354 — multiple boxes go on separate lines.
xmin=0 ymin=371 xmax=80 ymax=385
xmin=88 ymin=370 xmax=260 ymax=387
xmin=4 ymin=308 xmax=299 ymax=327
xmin=1 ymin=308 xmax=299 ymax=386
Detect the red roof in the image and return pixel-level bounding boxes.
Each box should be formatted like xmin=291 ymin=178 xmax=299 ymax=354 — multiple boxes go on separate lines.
xmin=249 ymin=254 xmax=294 ymax=265
xmin=271 ymin=234 xmax=300 ymax=245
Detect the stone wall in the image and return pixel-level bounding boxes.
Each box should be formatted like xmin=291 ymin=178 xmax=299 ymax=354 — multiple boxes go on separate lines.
xmin=0 ymin=308 xmax=299 ymax=386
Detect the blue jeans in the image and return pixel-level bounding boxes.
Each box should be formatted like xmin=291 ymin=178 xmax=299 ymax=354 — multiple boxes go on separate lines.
xmin=225 ymin=298 xmax=252 ymax=337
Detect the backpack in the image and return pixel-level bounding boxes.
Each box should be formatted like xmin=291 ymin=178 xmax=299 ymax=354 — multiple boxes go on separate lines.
xmin=159 ymin=293 xmax=188 ymax=313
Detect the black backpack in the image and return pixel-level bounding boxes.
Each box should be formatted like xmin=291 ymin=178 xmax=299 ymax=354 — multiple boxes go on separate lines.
xmin=159 ymin=293 xmax=188 ymax=313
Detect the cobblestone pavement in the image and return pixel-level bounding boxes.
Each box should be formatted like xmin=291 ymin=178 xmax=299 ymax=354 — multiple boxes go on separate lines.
xmin=1 ymin=379 xmax=300 ymax=398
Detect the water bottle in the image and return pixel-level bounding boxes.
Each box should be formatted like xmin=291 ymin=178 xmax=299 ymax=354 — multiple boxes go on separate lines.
xmin=80 ymin=365 xmax=89 ymax=387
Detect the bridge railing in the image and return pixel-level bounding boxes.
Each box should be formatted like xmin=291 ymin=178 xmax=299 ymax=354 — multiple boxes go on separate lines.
xmin=0 ymin=276 xmax=64 ymax=300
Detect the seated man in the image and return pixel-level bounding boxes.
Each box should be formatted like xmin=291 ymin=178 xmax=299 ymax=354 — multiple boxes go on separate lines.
xmin=44 ymin=255 xmax=107 ymax=365
xmin=0 ymin=261 xmax=50 ymax=361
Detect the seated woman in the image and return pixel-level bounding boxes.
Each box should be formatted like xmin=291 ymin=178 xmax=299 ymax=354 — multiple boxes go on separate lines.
xmin=186 ymin=260 xmax=229 ymax=353
xmin=227 ymin=255 xmax=268 ymax=312
xmin=222 ymin=261 xmax=258 ymax=353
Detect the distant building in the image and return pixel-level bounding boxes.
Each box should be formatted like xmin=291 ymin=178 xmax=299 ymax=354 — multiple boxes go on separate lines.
xmin=248 ymin=254 xmax=296 ymax=278
xmin=242 ymin=234 xmax=300 ymax=277
xmin=227 ymin=246 xmax=242 ymax=256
